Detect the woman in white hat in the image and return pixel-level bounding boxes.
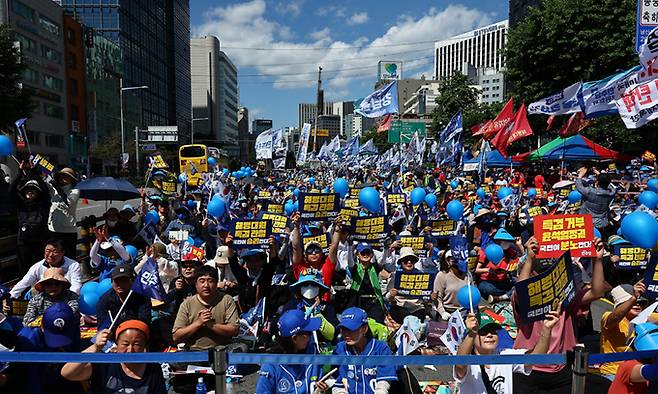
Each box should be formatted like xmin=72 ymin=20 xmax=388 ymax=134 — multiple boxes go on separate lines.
xmin=385 ymin=247 xmax=433 ymax=324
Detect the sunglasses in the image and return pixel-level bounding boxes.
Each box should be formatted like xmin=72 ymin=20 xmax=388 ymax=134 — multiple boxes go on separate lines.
xmin=359 ymin=250 xmax=373 ymax=256
xmin=306 ymin=247 xmax=323 ymax=255
xmin=400 ymin=258 xmax=415 ymax=264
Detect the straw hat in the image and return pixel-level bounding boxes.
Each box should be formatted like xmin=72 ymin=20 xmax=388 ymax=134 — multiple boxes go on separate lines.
xmin=35 ymin=267 xmax=70 ymax=292
xmin=55 ymin=168 xmax=78 ymax=182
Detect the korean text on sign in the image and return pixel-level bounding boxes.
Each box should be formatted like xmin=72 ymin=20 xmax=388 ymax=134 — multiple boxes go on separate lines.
xmin=338 ymin=208 xmax=359 ymax=222
xmin=260 ymin=213 xmax=289 ymax=235
xmin=394 ymin=272 xmax=436 ymax=299
xmin=231 ymin=219 xmax=272 ymax=250
xmin=299 ymin=193 xmax=340 ymax=221
xmin=644 ymin=255 xmax=658 ymax=299
xmin=387 ymin=193 xmax=406 ymax=205
xmin=265 ymin=203 xmax=284 ymax=214
xmin=614 ymin=243 xmax=649 ymax=270
xmin=399 ymin=236 xmax=428 ymax=258
xmin=533 ymin=214 xmax=595 ymax=259
xmin=514 ymin=251 xmax=576 ymax=322
xmin=351 ymin=216 xmax=390 ymax=244
xmin=343 ymin=198 xmax=359 ymax=209
xmin=302 ymin=234 xmax=330 ymax=254
xmin=429 ymin=220 xmax=458 ymax=237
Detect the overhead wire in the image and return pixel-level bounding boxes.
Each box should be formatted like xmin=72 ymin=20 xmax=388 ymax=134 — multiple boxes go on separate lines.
xmin=221 ymin=38 xmax=442 ymax=51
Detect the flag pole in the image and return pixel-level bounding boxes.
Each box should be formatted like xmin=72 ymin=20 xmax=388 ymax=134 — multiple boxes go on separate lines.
xmin=108 ymin=290 xmax=133 ymax=331
xmin=467 ymin=272 xmax=474 ymax=314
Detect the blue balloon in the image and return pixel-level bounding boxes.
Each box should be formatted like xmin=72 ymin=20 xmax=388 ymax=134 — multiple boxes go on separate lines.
xmin=649 ymin=179 xmax=658 ymax=193
xmin=223 ymin=168 xmax=229 ymax=176
xmin=476 ymin=188 xmax=486 ymax=199
xmin=81 ymin=281 xmax=99 ymax=296
xmin=178 ymin=173 xmax=187 ymax=183
xmin=567 ymin=190 xmax=582 ymax=203
xmin=446 ymin=200 xmax=464 ymax=220
xmin=450 ymin=180 xmax=459 ymax=190
xmin=293 ymin=188 xmax=300 ymax=197
xmin=144 ymin=210 xmax=160 ymax=225
xmin=79 ymin=291 xmax=99 ymax=315
xmin=0 ymin=135 xmax=13 ymax=156
xmin=621 ymin=211 xmax=658 ymax=249
xmin=97 ymin=278 xmax=112 ymax=296
xmin=187 ymin=199 xmax=196 ymax=208
xmin=284 ymin=201 xmax=295 ymax=215
xmin=293 ymin=201 xmax=299 ymax=212
xmin=359 ymin=187 xmax=381 ymax=213
xmin=497 ymin=187 xmax=512 ymax=201
xmin=485 ymin=243 xmax=505 ymax=264
xmin=639 ymin=191 xmax=658 ymax=210
xmin=309 ymin=177 xmax=316 ymax=186
xmin=527 ymin=188 xmax=537 ymax=198
xmin=207 ymin=198 xmax=226 ymax=218
xmin=593 ymin=228 xmax=602 ymax=239
xmin=241 ymin=166 xmax=247 ymax=172
xmin=124 ymin=245 xmax=138 ymax=260
xmin=231 ymin=171 xmax=237 ymax=178
xmin=208 ymin=157 xmax=217 ymax=166
xmin=410 ymin=187 xmax=426 ymax=206
xmin=334 ymin=178 xmax=349 ymax=198
xmin=425 ymin=193 xmax=438 ymax=208
xmin=457 ymin=285 xmax=481 ymax=310
xmin=323 ymin=187 xmax=330 ymax=193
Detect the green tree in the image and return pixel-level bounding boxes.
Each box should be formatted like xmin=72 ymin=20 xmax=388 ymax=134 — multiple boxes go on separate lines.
xmin=504 ymin=0 xmax=648 ymax=150
xmin=0 ymin=25 xmax=34 ymax=130
xmin=360 ymin=125 xmax=391 ymax=151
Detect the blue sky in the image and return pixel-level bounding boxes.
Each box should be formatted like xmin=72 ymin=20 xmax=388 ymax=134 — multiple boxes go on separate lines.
xmin=190 ymin=1 xmax=509 ymax=129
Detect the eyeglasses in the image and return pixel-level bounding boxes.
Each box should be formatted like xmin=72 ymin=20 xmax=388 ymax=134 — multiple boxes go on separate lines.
xmin=44 ymin=249 xmax=63 ymax=255
xmin=306 ymin=247 xmax=322 ymax=255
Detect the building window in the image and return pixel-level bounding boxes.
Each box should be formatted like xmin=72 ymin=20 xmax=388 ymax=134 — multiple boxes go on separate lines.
xmin=15 ymin=33 xmax=37 ymax=53
xmin=10 ymin=0 xmax=34 ymax=21
xmin=23 ymin=68 xmax=39 ymax=84
xmin=43 ymin=103 xmax=64 ymax=119
xmin=41 ymin=45 xmax=62 ymax=63
xmin=45 ymin=134 xmax=64 ymax=148
xmin=69 ymin=78 xmax=78 ymax=96
xmin=71 ymin=105 xmax=79 ymax=121
xmin=67 ymin=52 xmax=76 ymax=68
xmin=43 ymin=74 xmax=63 ymax=91
xmin=67 ymin=28 xmax=75 ymax=44
xmin=40 ymin=16 xmax=61 ymax=37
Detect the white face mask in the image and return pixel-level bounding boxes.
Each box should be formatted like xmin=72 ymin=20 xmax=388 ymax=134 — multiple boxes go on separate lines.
xmin=106 ymin=220 xmax=118 ymax=227
xmin=301 ymin=284 xmax=319 ymax=300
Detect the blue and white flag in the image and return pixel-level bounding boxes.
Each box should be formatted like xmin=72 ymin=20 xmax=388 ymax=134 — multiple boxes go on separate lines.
xmin=131 ymin=257 xmax=166 ymax=301
xmin=449 ymin=235 xmax=469 ymax=273
xmin=241 ymin=297 xmax=266 ymax=326
xmin=528 ymin=82 xmax=583 ymax=115
xmin=439 ymin=112 xmax=463 ymax=143
xmin=255 ymin=128 xmax=274 ymax=160
xmin=297 ymin=123 xmax=311 ymax=164
xmin=358 ymin=139 xmax=378 ymax=156
xmin=342 ymin=137 xmax=359 ymax=157
xmin=580 ymin=66 xmax=642 ymax=118
xmin=436 ymin=112 xmax=463 ymax=167
xmin=477 ymin=140 xmax=491 ymax=180
xmin=355 ymin=80 xmax=399 ymax=118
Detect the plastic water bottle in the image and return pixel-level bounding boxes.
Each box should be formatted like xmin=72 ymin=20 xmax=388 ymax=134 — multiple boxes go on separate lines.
xmin=195 ymin=377 xmax=207 ymax=394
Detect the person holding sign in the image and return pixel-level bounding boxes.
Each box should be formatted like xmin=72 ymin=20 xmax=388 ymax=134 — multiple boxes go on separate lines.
xmin=386 ymin=247 xmax=434 ymax=324
xmin=512 ymin=237 xmax=607 ymax=393
xmin=454 ymin=309 xmax=560 ymax=394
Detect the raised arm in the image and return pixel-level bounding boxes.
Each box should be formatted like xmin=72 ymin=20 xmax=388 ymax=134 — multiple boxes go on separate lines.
xmin=328 ymin=219 xmax=342 ymax=265
xmin=61 ymin=329 xmax=110 ymax=381
xmin=291 ymin=212 xmax=304 ymax=265
xmin=582 ymin=238 xmax=607 ymax=305
xmin=454 ymin=313 xmax=478 ymax=380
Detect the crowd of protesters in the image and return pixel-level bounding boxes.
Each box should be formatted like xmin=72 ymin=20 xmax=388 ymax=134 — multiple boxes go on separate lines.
xmin=0 ymin=155 xmax=657 ymax=394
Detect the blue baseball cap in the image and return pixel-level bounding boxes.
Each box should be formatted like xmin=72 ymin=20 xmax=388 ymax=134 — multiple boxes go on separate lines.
xmin=356 ymin=242 xmax=373 ymax=254
xmin=43 ymin=303 xmax=78 ymax=348
xmin=493 ymin=228 xmax=515 ymax=242
xmin=277 ymin=310 xmax=321 ymax=337
xmin=337 ymin=307 xmax=369 ymax=331
xmin=240 ymin=249 xmax=267 ymax=259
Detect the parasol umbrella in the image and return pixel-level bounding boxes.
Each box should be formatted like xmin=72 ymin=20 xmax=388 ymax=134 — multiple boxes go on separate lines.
xmin=76 ymin=177 xmax=141 ymax=201
xmin=552 ymin=180 xmax=575 ymax=190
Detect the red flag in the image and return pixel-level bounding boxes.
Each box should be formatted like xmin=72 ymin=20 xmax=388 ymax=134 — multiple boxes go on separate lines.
xmin=377 ymin=114 xmax=391 ymax=134
xmin=546 ymin=115 xmax=556 ymax=131
xmin=492 ymin=103 xmax=534 ymax=158
xmin=558 ymin=112 xmax=590 ymax=138
xmin=471 ymin=121 xmax=489 ymax=136
xmin=481 ymin=97 xmax=515 ymax=140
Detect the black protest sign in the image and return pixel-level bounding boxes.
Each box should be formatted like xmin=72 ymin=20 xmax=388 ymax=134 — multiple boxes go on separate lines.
xmin=613 ymin=243 xmax=649 ymax=270
xmin=298 ymin=193 xmax=340 ymax=221
xmin=231 ymin=219 xmax=272 ymax=250
xmin=350 ymin=215 xmax=390 ymax=244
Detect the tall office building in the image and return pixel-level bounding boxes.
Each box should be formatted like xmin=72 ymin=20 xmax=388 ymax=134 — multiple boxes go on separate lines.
xmin=190 ymin=36 xmax=239 ymax=155
xmin=332 ymin=101 xmax=354 ymax=137
xmin=237 ymin=107 xmax=253 ymax=163
xmin=298 ymin=102 xmax=333 ymax=131
xmin=434 ymin=20 xmax=508 ymax=80
xmin=252 ymin=118 xmax=272 ymax=136
xmin=433 ymin=20 xmax=508 ymax=103
xmin=58 ymin=0 xmax=191 ymax=143
xmin=0 ymin=0 xmax=69 ymax=164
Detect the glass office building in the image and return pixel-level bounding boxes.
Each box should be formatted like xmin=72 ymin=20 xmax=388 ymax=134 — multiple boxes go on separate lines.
xmin=58 ymin=0 xmax=191 ymax=142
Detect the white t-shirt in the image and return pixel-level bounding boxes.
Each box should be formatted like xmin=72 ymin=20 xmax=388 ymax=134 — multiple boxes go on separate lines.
xmin=453 ymin=349 xmax=531 ymax=394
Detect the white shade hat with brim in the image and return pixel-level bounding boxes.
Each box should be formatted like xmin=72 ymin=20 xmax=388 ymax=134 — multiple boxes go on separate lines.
xmin=397 ymin=246 xmax=419 ymax=265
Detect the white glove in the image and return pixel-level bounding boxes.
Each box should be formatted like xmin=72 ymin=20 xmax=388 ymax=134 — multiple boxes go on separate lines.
xmin=441 ymin=311 xmax=451 ymax=321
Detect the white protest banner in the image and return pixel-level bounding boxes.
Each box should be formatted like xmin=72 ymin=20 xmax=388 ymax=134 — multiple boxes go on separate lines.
xmin=528 ymin=81 xmax=583 ymax=115
xmin=580 ymin=66 xmax=642 ymax=118
xmin=255 ymin=128 xmax=274 ymax=159
xmin=297 ymin=123 xmax=311 ymax=164
xmin=615 ymin=77 xmax=658 ymax=128
xmin=640 ymin=26 xmax=658 ymax=72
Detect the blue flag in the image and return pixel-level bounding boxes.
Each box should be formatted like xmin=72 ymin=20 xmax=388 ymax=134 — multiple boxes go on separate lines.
xmin=355 ymin=80 xmax=399 ymax=118
xmin=436 ymin=112 xmax=463 ymax=167
xmin=449 ymin=235 xmax=469 ymax=273
xmin=342 ymin=137 xmax=360 ymax=157
xmin=241 ymin=297 xmax=265 ymax=325
xmin=131 ymin=257 xmax=166 ymax=301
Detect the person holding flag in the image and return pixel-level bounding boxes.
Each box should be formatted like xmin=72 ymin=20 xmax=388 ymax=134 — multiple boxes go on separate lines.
xmin=96 ymin=264 xmax=151 ymax=330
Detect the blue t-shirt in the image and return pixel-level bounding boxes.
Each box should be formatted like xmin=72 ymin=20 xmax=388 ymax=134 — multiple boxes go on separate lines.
xmin=255 ymin=345 xmax=323 ymax=394
xmin=334 ymin=338 xmax=398 ymax=394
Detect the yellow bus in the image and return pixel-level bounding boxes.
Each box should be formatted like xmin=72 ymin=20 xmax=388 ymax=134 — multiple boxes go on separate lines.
xmin=179 ymin=144 xmax=207 ymax=187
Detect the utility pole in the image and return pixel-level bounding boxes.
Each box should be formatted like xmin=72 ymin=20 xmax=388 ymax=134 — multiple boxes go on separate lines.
xmin=313 ymin=66 xmax=322 ymax=153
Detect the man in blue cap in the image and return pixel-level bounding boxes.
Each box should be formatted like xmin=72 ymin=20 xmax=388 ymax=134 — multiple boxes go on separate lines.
xmin=333 ymin=307 xmax=397 ymax=394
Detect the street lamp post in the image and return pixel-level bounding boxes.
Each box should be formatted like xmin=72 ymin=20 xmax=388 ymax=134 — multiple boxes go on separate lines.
xmin=191 ymin=117 xmax=209 ymax=144
xmin=119 ymin=78 xmax=148 ymax=167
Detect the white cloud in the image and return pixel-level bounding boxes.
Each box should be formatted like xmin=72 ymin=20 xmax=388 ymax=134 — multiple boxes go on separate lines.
xmin=195 ymin=2 xmax=494 ymax=93
xmin=347 ymin=12 xmax=369 ymax=26
xmin=275 ymin=0 xmax=304 ymax=17
xmin=315 ymin=5 xmax=346 ymax=17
